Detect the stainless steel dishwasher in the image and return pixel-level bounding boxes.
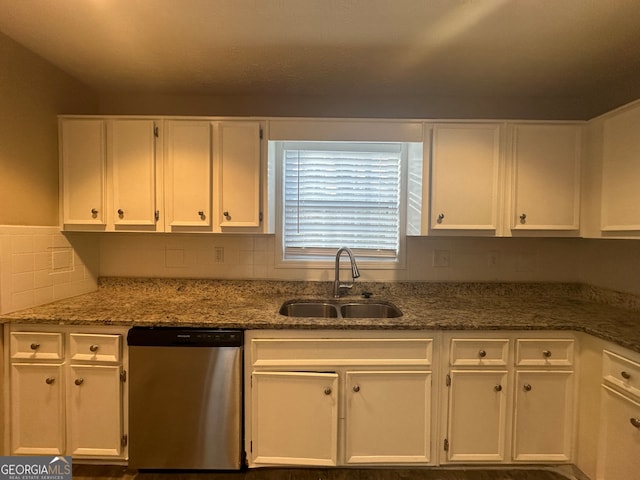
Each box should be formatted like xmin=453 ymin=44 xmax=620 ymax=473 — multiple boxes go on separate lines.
xmin=127 ymin=327 xmax=243 ymax=470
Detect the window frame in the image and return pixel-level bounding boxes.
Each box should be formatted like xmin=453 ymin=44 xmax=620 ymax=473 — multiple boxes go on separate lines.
xmin=273 ymin=140 xmax=408 ymax=270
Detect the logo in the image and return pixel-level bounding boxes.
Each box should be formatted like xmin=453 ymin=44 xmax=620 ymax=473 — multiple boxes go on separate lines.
xmin=0 ymin=456 xmax=72 ymax=480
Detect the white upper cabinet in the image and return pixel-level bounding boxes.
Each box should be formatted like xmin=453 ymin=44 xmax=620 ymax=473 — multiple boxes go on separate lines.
xmin=164 ymin=120 xmax=212 ymax=230
xmin=60 ymin=118 xmax=106 ymax=229
xmin=430 ymin=123 xmax=502 ymax=233
xmin=601 ymin=102 xmax=640 ymax=232
xmin=108 ymin=119 xmax=160 ymax=230
xmin=510 ymin=124 xmax=582 ymax=233
xmin=215 ymin=121 xmax=263 ymax=229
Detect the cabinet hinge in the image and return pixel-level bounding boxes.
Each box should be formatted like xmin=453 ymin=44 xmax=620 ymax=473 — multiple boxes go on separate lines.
xmin=154 ymin=126 xmax=159 ymax=138
xmin=259 ymin=212 xmax=263 ymax=222
xmin=446 ymin=373 xmax=451 ymax=387
xmin=250 ymin=441 xmax=252 ymax=453
xmin=155 ymin=210 xmax=160 ymax=222
xmin=120 ymin=370 xmax=127 ymax=382
xmin=444 ymin=438 xmax=449 ymax=451
xmin=121 ymin=434 xmax=128 ymax=447
xmin=259 ymin=128 xmax=263 ymax=140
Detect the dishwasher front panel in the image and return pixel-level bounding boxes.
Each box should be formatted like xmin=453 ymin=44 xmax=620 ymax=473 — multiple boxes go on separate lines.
xmin=129 ymin=344 xmax=242 ymax=470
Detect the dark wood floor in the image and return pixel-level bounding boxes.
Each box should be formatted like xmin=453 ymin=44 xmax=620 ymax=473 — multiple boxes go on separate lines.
xmin=72 ymin=465 xmax=585 ymax=480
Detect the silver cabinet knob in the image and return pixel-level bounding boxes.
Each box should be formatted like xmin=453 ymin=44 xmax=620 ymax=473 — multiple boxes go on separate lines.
xmin=621 ymin=371 xmax=632 ymax=380
xmin=75 ymin=378 xmax=84 ymax=386
xmin=523 ymin=384 xmax=532 ymax=392
xmin=437 ymin=213 xmax=444 ymax=223
xmin=91 ymin=208 xmax=99 ymax=216
xmin=353 ymin=385 xmax=360 ymax=393
xmin=520 ymin=213 xmax=527 ymax=223
xmin=117 ymin=209 xmax=124 ymax=216
xmin=45 ymin=377 xmax=55 ymax=385
xmin=494 ymin=384 xmax=503 ymax=392
xmin=223 ymin=211 xmax=231 ymax=220
xmin=30 ymin=343 xmax=40 ymax=350
xmin=323 ymin=387 xmax=332 ymax=395
xmin=631 ymin=418 xmax=640 ymax=428
xmin=542 ymin=350 xmax=552 ymax=358
xmin=198 ymin=210 xmax=205 ymax=219
xmin=89 ymin=344 xmax=99 ymax=353
xmin=478 ymin=349 xmax=487 ymax=358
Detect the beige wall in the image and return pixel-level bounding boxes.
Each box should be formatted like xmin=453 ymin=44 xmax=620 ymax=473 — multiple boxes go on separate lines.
xmin=0 ymin=33 xmax=98 ymax=226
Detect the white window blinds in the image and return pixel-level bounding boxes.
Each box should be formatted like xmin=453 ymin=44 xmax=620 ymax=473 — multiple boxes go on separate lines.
xmin=281 ymin=142 xmax=402 ymax=260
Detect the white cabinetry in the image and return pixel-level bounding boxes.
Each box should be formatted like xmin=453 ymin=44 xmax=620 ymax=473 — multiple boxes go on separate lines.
xmin=59 ymin=117 xmax=162 ymax=232
xmin=510 ymin=124 xmax=582 ymax=232
xmin=443 ymin=334 xmax=576 ymax=464
xmin=7 ymin=326 xmax=128 ymax=461
xmin=215 ymin=121 xmax=263 ymax=229
xmin=430 ymin=123 xmax=502 ymax=233
xmin=601 ymin=102 xmax=640 ymax=232
xmin=246 ymin=332 xmax=434 ymax=467
xmin=597 ymin=350 xmax=640 ymax=479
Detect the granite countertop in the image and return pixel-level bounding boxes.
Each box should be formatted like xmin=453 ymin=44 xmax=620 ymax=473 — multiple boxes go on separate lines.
xmin=2 ymin=278 xmax=640 ymax=353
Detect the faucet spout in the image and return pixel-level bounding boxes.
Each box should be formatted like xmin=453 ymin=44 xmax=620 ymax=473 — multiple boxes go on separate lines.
xmin=333 ymin=247 xmax=360 ymax=298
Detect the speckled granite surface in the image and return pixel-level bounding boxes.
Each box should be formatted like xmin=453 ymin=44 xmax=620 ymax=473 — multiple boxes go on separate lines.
xmin=2 ymin=278 xmax=640 ymax=353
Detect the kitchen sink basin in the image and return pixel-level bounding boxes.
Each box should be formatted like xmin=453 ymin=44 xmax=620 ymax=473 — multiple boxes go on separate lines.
xmin=278 ymin=301 xmax=339 ymax=318
xmin=339 ymin=302 xmax=402 ymax=318
xmin=279 ymin=300 xmax=402 ymax=319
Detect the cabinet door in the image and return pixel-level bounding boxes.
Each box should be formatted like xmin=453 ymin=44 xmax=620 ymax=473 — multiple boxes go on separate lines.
xmin=511 ymin=124 xmax=581 ymax=231
xmin=601 ymin=103 xmax=640 ymax=231
xmin=513 ymin=370 xmax=574 ymax=461
xmin=109 ymin=119 xmax=158 ymax=229
xmin=216 ymin=121 xmax=262 ymax=227
xmin=431 ymin=124 xmax=501 ymax=231
xmin=597 ymin=385 xmax=640 ymax=479
xmin=345 ymin=370 xmax=431 ymax=464
xmin=446 ymin=369 xmax=508 ymax=462
xmin=11 ymin=363 xmax=65 ymax=455
xmin=164 ymin=120 xmax=212 ymax=229
xmin=68 ymin=365 xmax=123 ymax=457
xmin=60 ymin=118 xmax=106 ymax=227
xmin=251 ymin=371 xmax=338 ymax=466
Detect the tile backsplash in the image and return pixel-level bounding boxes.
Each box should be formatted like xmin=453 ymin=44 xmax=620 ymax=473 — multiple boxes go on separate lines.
xmin=0 ymin=226 xmax=98 ymax=314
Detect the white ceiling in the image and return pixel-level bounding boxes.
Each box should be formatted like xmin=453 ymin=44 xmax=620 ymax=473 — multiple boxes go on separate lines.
xmin=1 ymin=0 xmax=640 ymax=117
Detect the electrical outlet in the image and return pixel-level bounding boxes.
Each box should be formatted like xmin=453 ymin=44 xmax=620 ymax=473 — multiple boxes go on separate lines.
xmin=433 ymin=250 xmax=450 ymax=268
xmin=214 ymin=247 xmax=224 ymax=263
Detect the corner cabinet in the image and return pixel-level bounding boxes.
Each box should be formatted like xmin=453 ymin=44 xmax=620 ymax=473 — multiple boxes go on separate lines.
xmin=7 ymin=325 xmax=129 ymax=462
xmin=429 ymin=123 xmax=502 ymax=233
xmin=246 ymin=331 xmax=435 ymax=467
xmin=509 ymin=124 xmax=582 ymax=233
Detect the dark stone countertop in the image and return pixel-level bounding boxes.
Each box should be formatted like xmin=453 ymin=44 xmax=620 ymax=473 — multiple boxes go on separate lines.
xmin=2 ymin=278 xmax=640 ymax=353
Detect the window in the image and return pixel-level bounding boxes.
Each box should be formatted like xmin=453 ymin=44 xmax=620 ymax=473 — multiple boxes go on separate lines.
xmin=275 ymin=141 xmax=409 ymax=265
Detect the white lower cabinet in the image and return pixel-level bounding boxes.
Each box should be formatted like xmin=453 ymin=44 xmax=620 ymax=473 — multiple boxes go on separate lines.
xmin=442 ymin=333 xmax=576 ymax=465
xmin=252 ymin=371 xmax=338 ymax=466
xmin=246 ymin=332 xmax=434 ymax=467
xmin=7 ymin=326 xmax=128 ymax=461
xmin=446 ymin=369 xmax=508 ymax=462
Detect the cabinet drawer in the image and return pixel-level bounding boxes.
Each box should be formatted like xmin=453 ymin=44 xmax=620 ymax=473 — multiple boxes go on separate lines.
xmin=251 ymin=338 xmax=433 ymax=367
xmin=515 ymin=339 xmax=574 ymax=367
xmin=450 ymin=339 xmax=509 ymax=366
xmin=603 ymin=350 xmax=640 ymax=399
xmin=70 ymin=334 xmax=122 ymax=362
xmin=10 ymin=332 xmax=63 ymax=360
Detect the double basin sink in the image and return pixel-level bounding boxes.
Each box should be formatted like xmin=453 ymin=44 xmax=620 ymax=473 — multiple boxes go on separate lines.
xmin=279 ymin=299 xmax=402 ymax=319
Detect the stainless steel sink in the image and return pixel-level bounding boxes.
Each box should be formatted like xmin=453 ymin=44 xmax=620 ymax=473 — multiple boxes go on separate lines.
xmin=279 ymin=300 xmax=402 ymax=319
xmin=278 ymin=301 xmax=339 ymax=318
xmin=339 ymin=302 xmax=402 ymax=318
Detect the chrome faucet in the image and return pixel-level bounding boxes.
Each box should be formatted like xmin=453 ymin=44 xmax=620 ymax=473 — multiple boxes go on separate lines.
xmin=333 ymin=247 xmax=360 ymax=298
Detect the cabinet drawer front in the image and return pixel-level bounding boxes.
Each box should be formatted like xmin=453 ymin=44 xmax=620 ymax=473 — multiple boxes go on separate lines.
xmin=515 ymin=339 xmax=574 ymax=366
xmin=70 ymin=334 xmax=122 ymax=362
xmin=450 ymin=339 xmax=509 ymax=366
xmin=603 ymin=350 xmax=640 ymax=399
xmin=251 ymin=338 xmax=433 ymax=367
xmin=10 ymin=332 xmax=64 ymax=360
